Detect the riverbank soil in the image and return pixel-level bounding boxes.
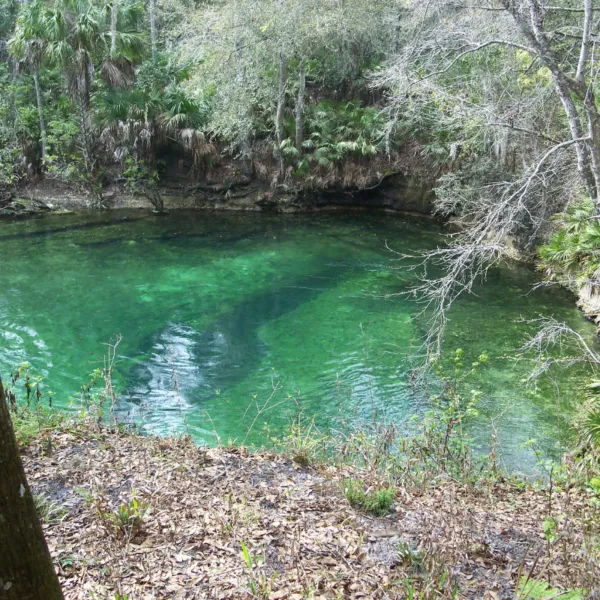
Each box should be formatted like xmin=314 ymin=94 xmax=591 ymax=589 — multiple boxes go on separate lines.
xmin=22 ymin=424 xmax=597 ymax=599
xmin=3 ymin=156 xmax=435 ymax=216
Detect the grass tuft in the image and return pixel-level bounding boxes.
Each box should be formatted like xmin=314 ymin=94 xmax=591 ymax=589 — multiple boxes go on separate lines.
xmin=342 ymin=477 xmax=395 ymax=516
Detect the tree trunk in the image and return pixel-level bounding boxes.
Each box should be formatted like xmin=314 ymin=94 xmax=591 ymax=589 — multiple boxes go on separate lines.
xmin=110 ymin=0 xmax=118 ymax=57
xmin=236 ymin=38 xmax=253 ymax=177
xmin=584 ymin=96 xmax=600 ymax=212
xmin=295 ymin=63 xmax=305 ymax=153
xmin=275 ymin=53 xmax=287 ymax=182
xmin=503 ymin=0 xmax=600 ymax=211
xmin=77 ymin=65 xmax=103 ymax=206
xmin=0 ymin=378 xmax=64 ymax=600
xmin=79 ymin=74 xmax=94 ymax=176
xmin=553 ymin=77 xmax=598 ymax=205
xmin=32 ymin=69 xmax=46 ymax=163
xmin=149 ymin=0 xmax=157 ymax=61
xmin=578 ymin=0 xmax=600 ymax=205
xmin=576 ymin=0 xmax=593 ymax=86
xmin=145 ymin=186 xmax=164 ymax=212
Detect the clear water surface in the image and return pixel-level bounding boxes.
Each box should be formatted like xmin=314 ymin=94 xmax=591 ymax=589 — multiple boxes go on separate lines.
xmin=0 ymin=210 xmax=595 ymax=473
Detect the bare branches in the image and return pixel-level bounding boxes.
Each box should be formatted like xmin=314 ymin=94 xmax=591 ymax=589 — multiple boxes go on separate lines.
xmin=375 ymin=0 xmax=600 ymax=364
xmin=519 ymin=316 xmax=600 ymax=382
xmin=408 ymin=40 xmax=536 ymax=86
xmin=487 ymin=122 xmax=561 ymax=144
xmin=546 ymin=5 xmax=600 ymax=13
xmin=388 ymin=136 xmax=583 ymax=361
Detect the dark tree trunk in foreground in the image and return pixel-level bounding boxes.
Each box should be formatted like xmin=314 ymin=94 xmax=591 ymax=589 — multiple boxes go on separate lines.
xmin=0 ymin=378 xmax=64 ymax=600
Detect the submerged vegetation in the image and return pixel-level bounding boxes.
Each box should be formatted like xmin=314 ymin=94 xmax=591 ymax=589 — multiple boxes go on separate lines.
xmin=3 ymin=0 xmax=600 ymax=317
xmin=2 ymin=0 xmax=600 ymax=346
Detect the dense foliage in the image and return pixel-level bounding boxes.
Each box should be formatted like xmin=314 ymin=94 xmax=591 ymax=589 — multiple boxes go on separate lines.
xmin=0 ymin=0 xmax=401 ymax=200
xmin=3 ymin=0 xmax=597 ymax=216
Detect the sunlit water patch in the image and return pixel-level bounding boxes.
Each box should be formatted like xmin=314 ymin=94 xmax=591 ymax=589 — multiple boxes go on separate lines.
xmin=0 ymin=210 xmax=595 ymax=473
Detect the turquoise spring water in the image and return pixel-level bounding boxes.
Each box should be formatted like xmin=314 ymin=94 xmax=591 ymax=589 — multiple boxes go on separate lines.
xmin=0 ymin=210 xmax=595 ymax=473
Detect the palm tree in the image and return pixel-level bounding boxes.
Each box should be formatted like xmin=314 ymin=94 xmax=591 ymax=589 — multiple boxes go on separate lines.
xmin=9 ymin=1 xmax=50 ymax=163
xmin=96 ymin=63 xmax=215 ymax=181
xmin=40 ymin=0 xmax=145 ymax=179
xmin=149 ymin=0 xmax=157 ymax=61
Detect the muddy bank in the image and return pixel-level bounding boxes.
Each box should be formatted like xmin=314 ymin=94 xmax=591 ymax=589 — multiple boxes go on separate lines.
xmin=2 ymin=168 xmax=435 ymax=218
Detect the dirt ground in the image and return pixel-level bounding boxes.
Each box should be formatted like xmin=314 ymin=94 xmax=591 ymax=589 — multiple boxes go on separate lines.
xmin=22 ymin=425 xmax=596 ymax=599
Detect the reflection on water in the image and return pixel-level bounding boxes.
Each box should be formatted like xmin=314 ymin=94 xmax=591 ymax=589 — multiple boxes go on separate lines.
xmin=0 ymin=210 xmax=596 ymax=473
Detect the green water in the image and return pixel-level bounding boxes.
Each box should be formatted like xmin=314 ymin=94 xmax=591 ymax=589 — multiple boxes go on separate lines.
xmin=0 ymin=210 xmax=595 ymax=472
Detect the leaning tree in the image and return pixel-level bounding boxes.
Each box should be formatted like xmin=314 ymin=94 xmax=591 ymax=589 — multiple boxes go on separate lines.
xmin=0 ymin=377 xmax=64 ymax=600
xmin=376 ymin=0 xmax=600 ymax=357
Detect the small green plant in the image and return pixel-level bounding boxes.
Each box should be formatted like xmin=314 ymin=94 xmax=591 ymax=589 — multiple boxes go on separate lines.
xmin=33 ymin=494 xmax=68 ymax=524
xmin=240 ymin=541 xmax=276 ymax=599
xmin=10 ymin=405 xmax=65 ymax=447
xmin=542 ymin=515 xmax=560 ymax=545
xmin=342 ymin=478 xmax=395 ymax=516
xmin=111 ymin=492 xmax=147 ymax=537
xmin=279 ymin=416 xmax=325 ymax=466
xmin=397 ymin=541 xmax=424 ymax=569
xmin=3 ymin=362 xmax=67 ymax=447
xmin=401 ymin=567 xmax=459 ymax=599
xmin=403 ymin=348 xmax=489 ymax=483
xmin=94 ymin=489 xmax=148 ymax=539
xmin=71 ymin=336 xmax=121 ymax=425
xmin=516 ymin=577 xmax=584 ymax=599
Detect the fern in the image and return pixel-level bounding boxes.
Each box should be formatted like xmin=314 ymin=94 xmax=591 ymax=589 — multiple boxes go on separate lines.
xmin=581 ymin=381 xmax=600 ymax=446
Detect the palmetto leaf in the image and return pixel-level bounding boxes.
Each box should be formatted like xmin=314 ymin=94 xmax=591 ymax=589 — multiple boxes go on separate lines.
xmin=100 ymin=57 xmax=135 ymax=89
xmin=282 ymin=145 xmax=300 ymax=157
xmin=582 ymin=405 xmax=600 ymax=445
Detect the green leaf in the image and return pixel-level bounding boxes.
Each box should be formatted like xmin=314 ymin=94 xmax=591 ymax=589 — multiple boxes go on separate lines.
xmin=240 ymin=541 xmax=252 ymax=570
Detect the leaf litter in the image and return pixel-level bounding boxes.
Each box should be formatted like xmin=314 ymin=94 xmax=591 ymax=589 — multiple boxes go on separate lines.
xmin=21 ymin=423 xmax=599 ymax=599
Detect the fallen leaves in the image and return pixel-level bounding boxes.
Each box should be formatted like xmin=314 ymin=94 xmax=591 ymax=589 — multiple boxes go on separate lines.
xmin=21 ymin=424 xmax=599 ymax=599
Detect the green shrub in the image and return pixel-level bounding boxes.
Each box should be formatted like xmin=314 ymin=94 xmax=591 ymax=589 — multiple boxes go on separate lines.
xmin=578 ymin=380 xmax=600 ymax=447
xmin=342 ymin=478 xmax=395 ymax=516
xmin=10 ymin=406 xmax=65 ymax=447
xmin=539 ymin=199 xmax=600 ymax=283
xmin=4 ymin=361 xmax=66 ymax=446
xmin=282 ymin=100 xmax=387 ymax=174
